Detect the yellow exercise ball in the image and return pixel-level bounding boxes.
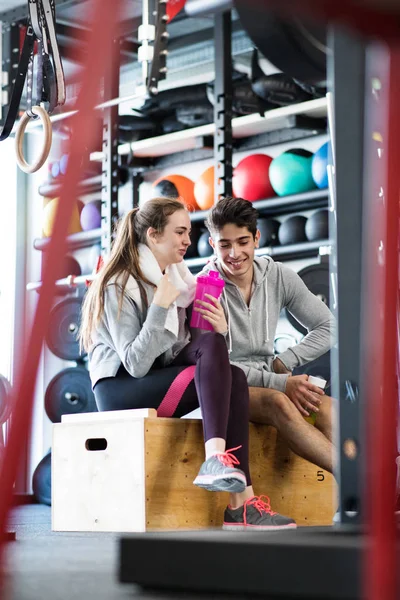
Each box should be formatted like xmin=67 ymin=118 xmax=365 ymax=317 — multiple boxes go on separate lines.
xmin=42 ymin=198 xmax=82 ymax=238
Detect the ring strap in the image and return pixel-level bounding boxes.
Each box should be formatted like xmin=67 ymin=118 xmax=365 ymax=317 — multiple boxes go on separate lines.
xmin=0 ymin=26 xmax=35 ymax=141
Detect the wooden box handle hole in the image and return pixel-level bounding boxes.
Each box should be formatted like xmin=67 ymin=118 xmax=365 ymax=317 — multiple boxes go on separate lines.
xmin=85 ymin=438 xmax=107 ymax=451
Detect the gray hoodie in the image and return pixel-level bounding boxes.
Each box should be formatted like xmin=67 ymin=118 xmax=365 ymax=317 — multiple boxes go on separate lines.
xmin=88 ymin=280 xmax=191 ymax=388
xmin=199 ymin=256 xmax=336 ymax=392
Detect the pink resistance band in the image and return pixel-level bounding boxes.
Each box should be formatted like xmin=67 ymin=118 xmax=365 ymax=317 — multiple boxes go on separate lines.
xmin=157 ymin=366 xmax=196 ymax=417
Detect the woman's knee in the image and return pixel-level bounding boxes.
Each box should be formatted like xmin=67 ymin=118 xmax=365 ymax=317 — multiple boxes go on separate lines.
xmin=230 ymin=365 xmax=248 ymax=390
xmin=198 ymin=331 xmax=227 ymax=352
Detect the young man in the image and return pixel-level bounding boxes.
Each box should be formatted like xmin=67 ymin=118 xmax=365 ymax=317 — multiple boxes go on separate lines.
xmin=194 ymin=196 xmax=336 ymax=474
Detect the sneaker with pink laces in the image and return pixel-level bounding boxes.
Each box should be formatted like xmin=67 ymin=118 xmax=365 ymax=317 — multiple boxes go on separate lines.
xmin=193 ymin=446 xmax=246 ymax=493
xmin=223 ymin=495 xmax=297 ymax=531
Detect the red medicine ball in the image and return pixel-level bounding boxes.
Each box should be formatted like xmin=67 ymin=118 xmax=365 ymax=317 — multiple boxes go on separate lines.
xmin=232 ymin=153 xmax=274 ymax=202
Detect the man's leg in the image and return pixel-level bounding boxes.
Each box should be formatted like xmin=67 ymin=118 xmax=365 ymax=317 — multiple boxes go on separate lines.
xmin=249 ymin=387 xmax=335 ymax=474
xmin=314 ymin=394 xmax=336 ymax=443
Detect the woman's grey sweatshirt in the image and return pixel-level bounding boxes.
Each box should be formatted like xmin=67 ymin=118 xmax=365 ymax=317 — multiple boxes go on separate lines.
xmin=88 ymin=280 xmax=190 ymax=388
xmin=199 ymin=256 xmax=336 ymax=392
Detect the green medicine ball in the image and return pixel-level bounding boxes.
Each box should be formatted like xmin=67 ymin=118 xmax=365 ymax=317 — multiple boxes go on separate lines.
xmin=269 ymin=149 xmax=316 ymax=196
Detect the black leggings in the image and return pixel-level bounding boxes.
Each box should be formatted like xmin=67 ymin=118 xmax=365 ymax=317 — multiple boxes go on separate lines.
xmin=94 ymin=332 xmax=251 ymax=485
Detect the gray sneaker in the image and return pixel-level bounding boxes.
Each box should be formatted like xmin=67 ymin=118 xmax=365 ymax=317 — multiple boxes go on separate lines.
xmin=193 ymin=447 xmax=246 ymax=493
xmin=223 ymin=496 xmax=297 ymax=531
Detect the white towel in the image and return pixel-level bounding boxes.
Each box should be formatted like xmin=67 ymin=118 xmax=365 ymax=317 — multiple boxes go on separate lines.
xmin=124 ymin=243 xmax=196 ymax=337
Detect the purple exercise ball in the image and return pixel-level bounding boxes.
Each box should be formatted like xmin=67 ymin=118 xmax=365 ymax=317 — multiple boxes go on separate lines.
xmin=80 ymin=201 xmax=102 ymax=231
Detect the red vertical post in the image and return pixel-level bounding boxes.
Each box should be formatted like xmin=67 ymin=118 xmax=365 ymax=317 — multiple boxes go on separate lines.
xmin=0 ymin=0 xmax=123 ymax=583
xmin=363 ymin=41 xmax=400 ymax=600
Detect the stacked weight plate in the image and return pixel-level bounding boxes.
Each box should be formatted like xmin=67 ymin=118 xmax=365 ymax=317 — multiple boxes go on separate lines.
xmin=45 ymin=296 xmax=97 ymax=423
xmin=34 ymin=295 xmax=98 ymax=505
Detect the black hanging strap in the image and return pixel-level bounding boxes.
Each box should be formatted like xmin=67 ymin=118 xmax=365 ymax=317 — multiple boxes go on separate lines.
xmin=0 ymin=26 xmax=35 ymax=141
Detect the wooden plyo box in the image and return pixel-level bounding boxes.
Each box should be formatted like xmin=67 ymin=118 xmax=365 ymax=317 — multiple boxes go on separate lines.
xmin=52 ymin=409 xmax=335 ymax=533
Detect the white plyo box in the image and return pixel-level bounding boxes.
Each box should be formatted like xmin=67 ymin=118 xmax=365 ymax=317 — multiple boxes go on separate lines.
xmin=52 ymin=409 xmax=155 ymax=533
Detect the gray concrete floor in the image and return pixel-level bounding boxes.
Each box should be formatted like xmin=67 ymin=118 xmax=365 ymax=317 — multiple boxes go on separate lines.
xmin=2 ymin=505 xmax=249 ymax=600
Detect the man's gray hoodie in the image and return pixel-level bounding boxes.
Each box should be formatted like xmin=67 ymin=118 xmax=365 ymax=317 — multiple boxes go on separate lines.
xmin=199 ymin=256 xmax=336 ymax=392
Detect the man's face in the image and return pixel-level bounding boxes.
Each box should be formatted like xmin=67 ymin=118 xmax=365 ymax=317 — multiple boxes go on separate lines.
xmin=209 ymin=223 xmax=260 ymax=279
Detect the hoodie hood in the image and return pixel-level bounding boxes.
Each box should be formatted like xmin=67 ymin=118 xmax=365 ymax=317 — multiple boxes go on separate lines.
xmin=203 ymin=254 xmax=273 ymax=286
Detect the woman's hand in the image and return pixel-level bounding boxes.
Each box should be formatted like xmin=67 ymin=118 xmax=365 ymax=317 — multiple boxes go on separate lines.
xmin=153 ymin=274 xmax=180 ymax=309
xmin=193 ymin=294 xmax=228 ymax=334
xmin=285 ymin=374 xmax=324 ymax=417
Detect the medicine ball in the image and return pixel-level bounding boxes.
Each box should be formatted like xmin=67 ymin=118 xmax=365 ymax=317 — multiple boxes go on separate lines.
xmin=257 ymin=218 xmax=280 ymax=247
xmin=32 ymin=452 xmax=51 ymax=506
xmin=153 ymin=174 xmax=198 ymax=212
xmin=232 ymin=154 xmax=274 ymax=201
xmin=269 ymin=149 xmax=316 ymax=197
xmin=305 ymin=209 xmax=329 ymax=242
xmin=186 ymin=223 xmax=202 ymax=259
xmin=194 ymin=166 xmax=215 ymax=211
xmin=312 ymin=142 xmax=330 ymax=189
xmin=278 ymin=215 xmax=307 ymax=246
xmin=76 ymin=199 xmax=84 ymax=215
xmin=60 ymin=154 xmax=69 ymax=175
xmin=42 ymin=198 xmax=82 ymax=238
xmin=80 ymin=200 xmax=102 ymax=231
xmin=56 ymin=255 xmax=82 ymax=280
xmin=197 ymin=231 xmax=213 ymax=258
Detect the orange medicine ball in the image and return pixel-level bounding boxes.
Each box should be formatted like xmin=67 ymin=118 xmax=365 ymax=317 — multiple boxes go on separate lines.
xmin=194 ymin=166 xmax=215 ymax=210
xmin=152 ymin=174 xmax=198 ymax=211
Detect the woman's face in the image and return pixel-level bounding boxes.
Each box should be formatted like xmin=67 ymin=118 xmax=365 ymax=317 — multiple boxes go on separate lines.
xmin=149 ymin=209 xmax=192 ymax=270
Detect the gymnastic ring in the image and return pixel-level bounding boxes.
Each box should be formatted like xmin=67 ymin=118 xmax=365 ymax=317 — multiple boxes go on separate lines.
xmin=15 ymin=104 xmax=52 ymax=174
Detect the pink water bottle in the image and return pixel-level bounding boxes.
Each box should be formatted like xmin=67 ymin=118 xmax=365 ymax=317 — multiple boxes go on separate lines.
xmin=190 ymin=270 xmax=225 ymax=331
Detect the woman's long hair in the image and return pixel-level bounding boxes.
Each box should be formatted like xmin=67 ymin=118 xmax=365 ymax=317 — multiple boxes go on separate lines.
xmin=79 ymin=196 xmax=186 ymax=352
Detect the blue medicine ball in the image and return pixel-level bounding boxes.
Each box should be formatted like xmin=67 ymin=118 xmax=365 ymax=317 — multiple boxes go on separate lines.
xmin=269 ymin=149 xmax=316 ymax=197
xmin=311 ymin=142 xmax=330 ymax=189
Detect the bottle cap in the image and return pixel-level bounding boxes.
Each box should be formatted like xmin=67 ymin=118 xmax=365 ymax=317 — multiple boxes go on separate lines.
xmin=197 ymin=270 xmax=225 ymax=288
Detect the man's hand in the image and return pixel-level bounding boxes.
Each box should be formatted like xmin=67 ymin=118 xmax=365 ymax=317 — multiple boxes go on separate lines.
xmin=193 ymin=294 xmax=228 ymax=334
xmin=285 ymin=374 xmax=324 ymax=417
xmin=273 ymin=357 xmax=292 ymax=375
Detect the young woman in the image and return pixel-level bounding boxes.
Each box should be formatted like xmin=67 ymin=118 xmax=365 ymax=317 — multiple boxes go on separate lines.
xmin=79 ymin=196 xmax=296 ymax=531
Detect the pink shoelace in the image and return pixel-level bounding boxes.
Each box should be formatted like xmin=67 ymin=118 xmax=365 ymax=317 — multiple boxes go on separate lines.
xmin=244 ymin=495 xmax=277 ymax=522
xmin=214 ymin=446 xmax=242 ymax=468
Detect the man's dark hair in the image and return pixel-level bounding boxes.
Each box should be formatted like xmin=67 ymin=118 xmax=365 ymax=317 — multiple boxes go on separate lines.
xmin=205 ymin=196 xmax=259 ymax=238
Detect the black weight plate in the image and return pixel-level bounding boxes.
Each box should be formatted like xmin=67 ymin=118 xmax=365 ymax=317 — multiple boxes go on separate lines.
xmin=32 ymin=452 xmax=51 ymax=506
xmin=285 ymin=262 xmax=330 ymax=335
xmin=45 ymin=367 xmax=97 ymax=423
xmin=46 ymin=297 xmax=86 ymax=361
xmin=0 ymin=374 xmax=12 ymax=425
xmin=234 ymin=1 xmax=326 ymax=86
